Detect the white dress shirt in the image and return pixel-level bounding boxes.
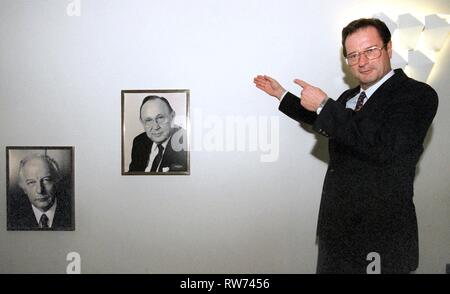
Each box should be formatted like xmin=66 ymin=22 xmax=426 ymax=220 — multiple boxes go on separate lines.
xmin=145 ymin=139 xmax=170 ymax=172
xmin=32 ymin=198 xmax=57 ymax=228
xmin=345 ymin=70 xmax=394 ymax=110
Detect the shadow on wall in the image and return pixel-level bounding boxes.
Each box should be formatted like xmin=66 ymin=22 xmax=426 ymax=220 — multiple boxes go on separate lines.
xmin=298 ymin=123 xmax=329 ymax=165
xmin=417 ymin=124 xmax=435 ymax=178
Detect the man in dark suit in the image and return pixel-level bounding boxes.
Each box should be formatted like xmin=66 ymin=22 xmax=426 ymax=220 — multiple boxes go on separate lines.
xmin=254 ymin=18 xmax=438 ymax=273
xmin=7 ymin=154 xmax=74 ymax=230
xmin=128 ymin=96 xmax=188 ymax=173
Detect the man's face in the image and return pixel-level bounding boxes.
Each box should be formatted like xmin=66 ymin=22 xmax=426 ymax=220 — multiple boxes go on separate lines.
xmin=344 ymin=26 xmax=392 ymax=89
xmin=140 ymin=99 xmax=175 ymax=143
xmin=20 ymin=158 xmax=58 ymax=212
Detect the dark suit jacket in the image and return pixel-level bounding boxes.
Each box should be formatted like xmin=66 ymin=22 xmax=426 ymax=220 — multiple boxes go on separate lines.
xmin=279 ymin=69 xmax=438 ymax=273
xmin=7 ymin=191 xmax=74 ymax=231
xmin=128 ymin=126 xmax=188 ymax=173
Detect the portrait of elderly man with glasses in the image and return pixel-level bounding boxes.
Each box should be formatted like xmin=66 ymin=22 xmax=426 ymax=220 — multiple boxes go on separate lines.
xmin=128 ymin=95 xmax=188 ymax=173
xmin=254 ymin=18 xmax=438 ymax=273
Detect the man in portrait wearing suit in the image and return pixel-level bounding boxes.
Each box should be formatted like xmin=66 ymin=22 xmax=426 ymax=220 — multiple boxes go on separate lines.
xmin=128 ymin=96 xmax=188 ymax=173
xmin=254 ymin=18 xmax=438 ymax=273
xmin=7 ymin=154 xmax=74 ymax=230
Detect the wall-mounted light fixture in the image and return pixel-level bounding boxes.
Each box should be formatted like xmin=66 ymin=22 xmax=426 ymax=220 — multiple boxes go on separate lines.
xmin=374 ymin=12 xmax=450 ymax=82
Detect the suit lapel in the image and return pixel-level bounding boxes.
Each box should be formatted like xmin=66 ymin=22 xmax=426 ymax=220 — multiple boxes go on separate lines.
xmin=338 ymin=87 xmax=360 ymax=105
xmin=159 ymin=138 xmax=172 ymax=172
xmin=23 ymin=203 xmax=39 ymax=228
xmin=53 ymin=198 xmax=67 ymax=229
xmin=354 ymin=69 xmax=407 ymax=113
xmin=143 ymin=136 xmax=154 ymax=170
xmin=158 ymin=127 xmax=184 ymax=171
xmin=159 ymin=131 xmax=181 ymax=171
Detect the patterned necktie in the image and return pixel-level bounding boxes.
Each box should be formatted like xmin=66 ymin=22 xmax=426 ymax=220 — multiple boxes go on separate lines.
xmin=39 ymin=214 xmax=49 ymax=228
xmin=150 ymin=144 xmax=164 ymax=172
xmin=354 ymin=91 xmax=367 ymax=112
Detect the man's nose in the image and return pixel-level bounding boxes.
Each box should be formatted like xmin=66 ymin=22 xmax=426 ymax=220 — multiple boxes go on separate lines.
xmin=36 ymin=181 xmax=45 ymax=194
xmin=358 ymin=53 xmax=369 ymax=66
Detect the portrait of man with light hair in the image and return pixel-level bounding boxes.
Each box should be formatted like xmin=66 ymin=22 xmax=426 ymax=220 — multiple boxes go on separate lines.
xmin=6 ymin=147 xmax=74 ymax=231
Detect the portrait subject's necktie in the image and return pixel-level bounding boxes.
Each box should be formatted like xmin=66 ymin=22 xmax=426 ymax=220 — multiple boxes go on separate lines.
xmin=39 ymin=214 xmax=49 ymax=228
xmin=354 ymin=91 xmax=367 ymax=112
xmin=150 ymin=144 xmax=164 ymax=172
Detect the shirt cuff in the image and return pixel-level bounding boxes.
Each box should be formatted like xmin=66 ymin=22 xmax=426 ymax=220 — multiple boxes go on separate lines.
xmin=279 ymin=90 xmax=288 ymax=102
xmin=316 ymin=96 xmax=329 ymax=114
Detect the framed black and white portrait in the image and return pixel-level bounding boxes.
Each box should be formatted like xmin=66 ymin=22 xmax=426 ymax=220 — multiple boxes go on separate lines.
xmin=121 ymin=89 xmax=190 ymax=175
xmin=6 ymin=146 xmax=75 ymax=231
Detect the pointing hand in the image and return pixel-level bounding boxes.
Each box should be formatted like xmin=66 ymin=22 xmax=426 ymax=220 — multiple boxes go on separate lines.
xmin=294 ymin=79 xmax=327 ymax=112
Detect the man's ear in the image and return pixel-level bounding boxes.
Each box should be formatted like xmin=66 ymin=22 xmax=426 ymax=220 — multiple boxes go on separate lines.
xmin=386 ymin=41 xmax=393 ymax=59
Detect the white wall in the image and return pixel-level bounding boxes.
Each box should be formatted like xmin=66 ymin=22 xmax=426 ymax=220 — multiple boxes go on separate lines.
xmin=0 ymin=0 xmax=448 ymax=273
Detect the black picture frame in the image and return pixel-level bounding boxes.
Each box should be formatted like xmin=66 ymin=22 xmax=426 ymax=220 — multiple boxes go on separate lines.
xmin=6 ymin=146 xmax=75 ymax=231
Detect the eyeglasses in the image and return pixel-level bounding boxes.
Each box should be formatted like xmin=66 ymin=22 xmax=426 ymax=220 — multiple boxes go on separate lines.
xmin=142 ymin=115 xmax=170 ymax=127
xmin=345 ymin=45 xmax=386 ymax=65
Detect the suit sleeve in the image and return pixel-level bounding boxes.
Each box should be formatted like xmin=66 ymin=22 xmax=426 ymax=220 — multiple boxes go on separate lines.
xmin=129 ymin=135 xmax=144 ymax=172
xmin=313 ymin=85 xmax=438 ymax=164
xmin=278 ymin=92 xmax=318 ymax=125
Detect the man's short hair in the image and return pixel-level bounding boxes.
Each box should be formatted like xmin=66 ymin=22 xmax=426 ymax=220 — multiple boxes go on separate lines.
xmin=342 ymin=18 xmax=391 ymax=57
xmin=18 ymin=154 xmax=61 ymax=185
xmin=139 ymin=96 xmax=174 ymax=120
